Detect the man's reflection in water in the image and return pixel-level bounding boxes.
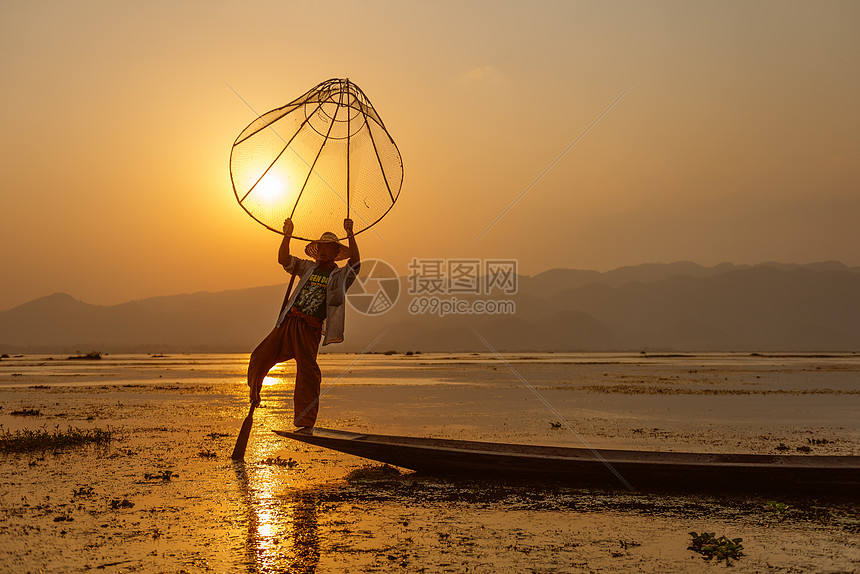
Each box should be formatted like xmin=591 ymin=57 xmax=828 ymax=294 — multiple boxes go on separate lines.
xmin=234 ymin=463 xmax=320 ymax=573
xmin=286 ymin=490 xmax=321 ymax=572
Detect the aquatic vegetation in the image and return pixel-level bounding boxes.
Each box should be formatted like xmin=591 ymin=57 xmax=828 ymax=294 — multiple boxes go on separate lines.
xmin=549 ymin=421 xmax=562 ymax=429
xmin=767 ymin=500 xmax=789 ymax=514
xmin=0 ymin=426 xmax=113 ymax=453
xmin=799 ymin=499 xmax=835 ymax=523
xmin=10 ymin=408 xmax=41 ymax=416
xmin=576 ymin=384 xmax=860 ymax=396
xmin=346 ymin=464 xmax=401 ymax=482
xmin=197 ymin=449 xmax=218 ymax=458
xmin=110 ymin=498 xmax=134 ymax=509
xmin=144 ymin=470 xmax=175 ymax=481
xmin=688 ymin=531 xmax=744 ymax=563
xmin=67 ymin=351 xmax=102 ymax=360
xmin=261 ymin=456 xmax=297 ymax=468
xmin=73 ymin=486 xmax=95 ymax=497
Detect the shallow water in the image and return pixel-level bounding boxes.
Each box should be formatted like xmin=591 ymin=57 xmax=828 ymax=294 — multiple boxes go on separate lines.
xmin=1 ymin=353 xmax=858 ymax=572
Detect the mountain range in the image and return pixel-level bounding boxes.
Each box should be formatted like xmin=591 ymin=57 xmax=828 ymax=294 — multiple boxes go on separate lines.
xmin=2 ymin=261 xmax=859 ymax=354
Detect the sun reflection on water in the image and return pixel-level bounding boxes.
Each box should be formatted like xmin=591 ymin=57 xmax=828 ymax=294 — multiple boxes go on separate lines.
xmin=262 ymin=376 xmax=281 ymax=387
xmin=235 ymin=462 xmax=320 ymax=573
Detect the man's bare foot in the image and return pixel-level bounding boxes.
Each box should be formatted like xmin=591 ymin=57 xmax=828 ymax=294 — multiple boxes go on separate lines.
xmin=294 ymin=426 xmax=314 ymax=435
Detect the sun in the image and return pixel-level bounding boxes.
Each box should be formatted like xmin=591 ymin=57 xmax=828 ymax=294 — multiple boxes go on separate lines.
xmin=234 ymin=150 xmax=306 ymax=226
xmin=253 ymin=171 xmax=289 ymax=205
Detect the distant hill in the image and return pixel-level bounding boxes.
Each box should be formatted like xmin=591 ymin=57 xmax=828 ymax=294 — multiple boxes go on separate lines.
xmin=1 ymin=262 xmax=859 ymax=353
xmin=0 ymin=287 xmax=283 ymax=353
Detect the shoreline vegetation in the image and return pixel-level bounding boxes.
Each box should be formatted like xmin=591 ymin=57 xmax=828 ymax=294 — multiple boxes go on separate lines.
xmin=0 ymin=426 xmax=114 ymax=453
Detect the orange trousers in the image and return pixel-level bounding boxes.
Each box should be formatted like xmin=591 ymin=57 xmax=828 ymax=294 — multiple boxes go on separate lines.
xmin=248 ymin=308 xmax=323 ymax=427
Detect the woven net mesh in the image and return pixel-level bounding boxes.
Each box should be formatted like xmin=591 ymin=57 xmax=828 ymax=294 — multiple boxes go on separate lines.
xmin=230 ymin=78 xmax=403 ymax=241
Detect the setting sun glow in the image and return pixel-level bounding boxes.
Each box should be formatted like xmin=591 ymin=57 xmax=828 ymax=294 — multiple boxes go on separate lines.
xmin=252 ymin=172 xmax=290 ymax=206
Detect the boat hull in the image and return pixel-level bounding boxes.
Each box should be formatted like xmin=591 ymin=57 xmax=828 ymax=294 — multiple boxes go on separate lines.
xmin=274 ymin=428 xmax=860 ymax=493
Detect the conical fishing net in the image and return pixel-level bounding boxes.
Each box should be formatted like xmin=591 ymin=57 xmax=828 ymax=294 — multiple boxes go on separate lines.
xmin=230 ymin=78 xmax=403 ymax=241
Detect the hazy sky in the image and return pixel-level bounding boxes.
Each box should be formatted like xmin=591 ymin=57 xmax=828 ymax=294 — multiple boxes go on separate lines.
xmin=2 ymin=0 xmax=858 ymax=310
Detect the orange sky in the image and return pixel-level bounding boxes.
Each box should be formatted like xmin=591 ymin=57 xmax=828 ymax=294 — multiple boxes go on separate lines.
xmin=1 ymin=1 xmax=858 ymax=310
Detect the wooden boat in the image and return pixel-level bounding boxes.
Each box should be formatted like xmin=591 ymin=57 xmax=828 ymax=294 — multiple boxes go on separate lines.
xmin=274 ymin=428 xmax=860 ymax=493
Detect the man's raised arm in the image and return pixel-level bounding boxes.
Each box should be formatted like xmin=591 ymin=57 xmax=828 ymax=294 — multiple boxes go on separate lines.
xmin=278 ymin=219 xmax=294 ymax=267
xmin=344 ymin=218 xmax=360 ymax=269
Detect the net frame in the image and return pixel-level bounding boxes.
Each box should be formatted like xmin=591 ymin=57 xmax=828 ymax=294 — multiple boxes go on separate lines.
xmin=230 ymin=78 xmax=403 ymax=240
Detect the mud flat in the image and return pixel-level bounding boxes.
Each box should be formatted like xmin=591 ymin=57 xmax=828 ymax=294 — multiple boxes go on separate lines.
xmin=1 ymin=353 xmax=858 ymax=572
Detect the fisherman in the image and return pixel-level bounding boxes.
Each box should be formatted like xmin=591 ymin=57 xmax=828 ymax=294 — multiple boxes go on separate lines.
xmin=247 ymin=217 xmax=360 ymax=432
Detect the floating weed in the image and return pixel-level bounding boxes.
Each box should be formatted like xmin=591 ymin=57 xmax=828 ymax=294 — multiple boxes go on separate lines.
xmin=796 ymin=445 xmax=812 ymax=453
xmin=549 ymin=422 xmax=562 ymax=430
xmin=197 ymin=449 xmax=218 ymax=459
xmin=767 ymin=500 xmax=789 ymax=514
xmin=67 ymin=352 xmax=102 ymax=360
xmin=610 ymin=541 xmax=636 ymax=558
xmin=688 ymin=531 xmax=744 ymax=563
xmin=0 ymin=426 xmax=114 ymax=453
xmin=775 ymin=443 xmax=790 ymax=452
xmin=346 ymin=464 xmax=400 ymax=482
xmin=10 ymin=409 xmax=41 ymax=416
xmin=206 ymin=432 xmax=232 ymax=439
xmin=805 ymin=499 xmax=833 ymax=523
xmin=144 ymin=470 xmax=175 ymax=481
xmin=807 ymin=438 xmax=832 ymax=445
xmin=314 ymin=500 xmax=337 ymax=512
xmin=73 ymin=486 xmax=95 ymax=497
xmin=261 ymin=456 xmax=297 ymax=468
xmin=110 ymin=498 xmax=134 ymax=509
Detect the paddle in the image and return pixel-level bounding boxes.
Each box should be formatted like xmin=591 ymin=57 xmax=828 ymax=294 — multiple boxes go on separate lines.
xmin=230 ymin=404 xmax=256 ymax=460
xmin=231 ymin=272 xmax=297 ymax=461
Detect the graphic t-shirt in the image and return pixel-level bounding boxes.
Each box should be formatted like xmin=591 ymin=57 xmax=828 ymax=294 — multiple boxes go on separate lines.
xmin=293 ymin=267 xmax=332 ymax=321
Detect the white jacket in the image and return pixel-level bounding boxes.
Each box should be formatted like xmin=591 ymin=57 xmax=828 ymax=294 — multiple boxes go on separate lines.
xmin=277 ymin=255 xmax=359 ymax=346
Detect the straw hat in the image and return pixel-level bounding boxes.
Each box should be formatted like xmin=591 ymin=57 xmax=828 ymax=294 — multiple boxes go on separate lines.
xmin=305 ymin=232 xmax=350 ymax=261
